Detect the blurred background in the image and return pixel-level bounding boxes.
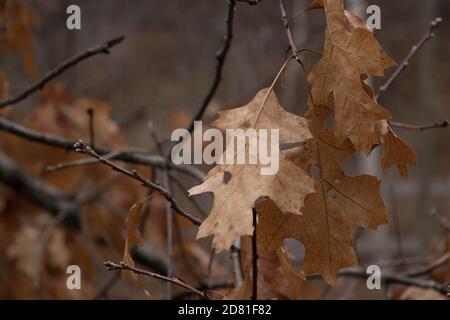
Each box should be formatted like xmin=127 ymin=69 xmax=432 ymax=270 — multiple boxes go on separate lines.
xmin=0 ymin=0 xmax=448 ymax=299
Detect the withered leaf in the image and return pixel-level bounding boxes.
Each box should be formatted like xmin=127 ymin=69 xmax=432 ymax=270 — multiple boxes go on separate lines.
xmin=307 ymin=0 xmax=396 ymax=151
xmin=212 ymin=88 xmax=311 ymax=142
xmin=257 ymin=104 xmax=388 ymax=284
xmin=189 ymin=88 xmax=314 ymax=252
xmin=380 ymin=127 xmax=416 ymax=178
xmin=122 ymin=202 xmax=145 ymax=282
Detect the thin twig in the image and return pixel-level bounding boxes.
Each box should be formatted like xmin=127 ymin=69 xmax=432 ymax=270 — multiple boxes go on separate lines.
xmin=172 ymin=212 xmax=205 ymax=285
xmin=148 ymin=121 xmax=177 ymax=299
xmin=288 ymin=7 xmax=312 ymax=25
xmin=389 ymin=119 xmax=448 ymax=131
xmin=87 ymin=108 xmax=95 ymax=149
xmin=376 ymin=17 xmax=443 ymax=101
xmin=430 ymin=209 xmax=450 ymax=232
xmin=104 ymin=261 xmax=210 ymax=299
xmin=93 ymin=272 xmax=120 ymax=300
xmin=235 ymin=0 xmax=261 ymax=5
xmin=45 ymin=151 xmax=121 ymax=173
xmin=171 ymin=175 xmax=208 ymax=218
xmin=278 ymin=0 xmax=305 ymax=68
xmin=407 ymin=253 xmax=450 ymax=278
xmin=0 ymin=36 xmax=124 ymax=109
xmin=74 ymin=141 xmax=203 ymax=226
xmin=207 ymin=249 xmax=216 ymax=289
xmin=186 ymin=0 xmax=236 ymax=134
xmin=335 ymin=268 xmax=450 ymax=296
xmin=251 ymin=207 xmax=258 ymax=300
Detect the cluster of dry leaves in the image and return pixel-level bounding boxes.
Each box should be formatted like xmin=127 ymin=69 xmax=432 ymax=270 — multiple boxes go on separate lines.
xmin=188 ymin=0 xmax=419 ymax=299
xmin=0 ymin=0 xmax=448 ymax=301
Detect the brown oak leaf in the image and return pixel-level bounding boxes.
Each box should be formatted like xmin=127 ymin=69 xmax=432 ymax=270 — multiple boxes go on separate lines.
xmin=189 ymin=88 xmax=314 ymax=252
xmin=256 ymin=104 xmax=388 ymax=284
xmin=380 ymin=127 xmax=416 ymax=178
xmin=307 ymin=0 xmax=396 ymax=151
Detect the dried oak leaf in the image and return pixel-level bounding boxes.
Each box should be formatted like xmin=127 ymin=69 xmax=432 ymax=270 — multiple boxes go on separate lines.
xmin=189 ymin=88 xmax=314 ymax=252
xmin=307 ymin=0 xmax=396 ymax=151
xmin=122 ymin=202 xmax=144 ymax=282
xmin=380 ymin=126 xmax=416 ymax=178
xmin=257 ymin=104 xmax=388 ymax=284
xmin=228 ymin=237 xmax=305 ymax=300
xmin=312 ymin=2 xmax=415 ymax=177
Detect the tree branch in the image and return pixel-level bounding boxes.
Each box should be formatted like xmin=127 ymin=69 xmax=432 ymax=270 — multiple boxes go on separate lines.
xmin=376 ymin=17 xmax=443 ymax=101
xmin=0 ymin=116 xmax=205 ymax=181
xmin=0 ymin=151 xmax=79 ymax=225
xmin=251 ymin=207 xmax=258 ymax=300
xmin=0 ymin=151 xmax=172 ymax=277
xmin=235 ymin=0 xmax=261 ymax=5
xmin=407 ymin=253 xmax=450 ymax=278
xmin=278 ymin=0 xmax=305 ymax=68
xmin=336 ymin=268 xmax=449 ymax=296
xmin=87 ymin=108 xmax=95 ymax=148
xmin=104 ymin=261 xmax=210 ymax=299
xmin=0 ymin=36 xmax=124 ymax=109
xmin=186 ymin=0 xmax=236 ymax=134
xmin=74 ymin=141 xmax=203 ymax=226
xmin=389 ymin=119 xmax=448 ymax=131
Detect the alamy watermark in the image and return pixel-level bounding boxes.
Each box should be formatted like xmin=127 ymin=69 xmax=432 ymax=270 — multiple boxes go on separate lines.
xmin=171 ymin=121 xmax=280 ymax=176
xmin=66 ymin=265 xmax=81 ymax=290
xmin=366 ymin=5 xmax=381 ymax=30
xmin=66 ymin=5 xmax=81 ymax=30
xmin=366 ymin=265 xmax=381 ymax=290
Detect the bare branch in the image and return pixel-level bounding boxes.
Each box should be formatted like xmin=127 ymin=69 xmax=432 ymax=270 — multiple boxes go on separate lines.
xmin=407 ymin=253 xmax=450 ymax=278
xmin=0 ymin=149 xmax=172 ymax=276
xmin=389 ymin=119 xmax=448 ymax=131
xmin=0 ymin=116 xmax=205 ymax=181
xmin=93 ymin=272 xmax=120 ymax=300
xmin=0 ymin=151 xmax=79 ymax=222
xmin=376 ymin=17 xmax=443 ymax=101
xmin=235 ymin=0 xmax=261 ymax=5
xmin=251 ymin=207 xmax=258 ymax=300
xmin=315 ymin=268 xmax=450 ymax=296
xmin=104 ymin=261 xmax=210 ymax=299
xmin=278 ymin=0 xmax=305 ymax=68
xmin=45 ymin=151 xmax=122 ymax=173
xmin=0 ymin=36 xmax=124 ymax=109
xmin=87 ymin=108 xmax=95 ymax=148
xmin=430 ymin=209 xmax=450 ymax=232
xmin=149 ymin=122 xmax=176 ymax=299
xmin=187 ymin=0 xmax=236 ymax=134
xmin=74 ymin=141 xmax=203 ymax=226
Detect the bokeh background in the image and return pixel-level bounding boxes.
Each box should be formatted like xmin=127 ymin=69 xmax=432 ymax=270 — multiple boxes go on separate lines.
xmin=0 ymin=0 xmax=449 ymax=299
